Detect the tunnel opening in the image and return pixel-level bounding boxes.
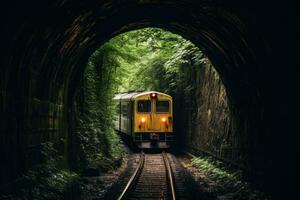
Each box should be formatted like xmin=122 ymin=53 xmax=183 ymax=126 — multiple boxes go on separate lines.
xmin=67 ymin=27 xmax=272 ymax=199
xmin=69 ymin=27 xmax=233 ymax=174
xmin=1 ymin=0 xmax=297 ymax=199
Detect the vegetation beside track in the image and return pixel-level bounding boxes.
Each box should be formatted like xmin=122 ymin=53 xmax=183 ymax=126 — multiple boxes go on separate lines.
xmin=188 ymin=155 xmax=271 ymax=200
xmin=1 ymin=143 xmax=80 ymax=200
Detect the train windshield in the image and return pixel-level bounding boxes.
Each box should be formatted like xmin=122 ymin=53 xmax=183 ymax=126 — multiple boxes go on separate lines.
xmin=156 ymin=100 xmax=170 ymax=113
xmin=137 ymin=100 xmax=151 ymax=112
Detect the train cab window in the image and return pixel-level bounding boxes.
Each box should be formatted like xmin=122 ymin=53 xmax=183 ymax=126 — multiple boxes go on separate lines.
xmin=137 ymin=100 xmax=151 ymax=113
xmin=156 ymin=100 xmax=170 ymax=113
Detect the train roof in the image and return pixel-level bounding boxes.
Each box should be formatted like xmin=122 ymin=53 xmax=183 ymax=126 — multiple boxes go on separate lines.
xmin=113 ymin=91 xmax=171 ymax=100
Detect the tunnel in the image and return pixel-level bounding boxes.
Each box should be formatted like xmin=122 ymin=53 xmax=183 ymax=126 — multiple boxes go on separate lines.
xmin=0 ymin=0 xmax=299 ymax=199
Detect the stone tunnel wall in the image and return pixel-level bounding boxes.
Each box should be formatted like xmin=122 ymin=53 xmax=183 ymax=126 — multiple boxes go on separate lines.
xmin=0 ymin=92 xmax=66 ymax=189
xmin=183 ymin=59 xmax=244 ymax=167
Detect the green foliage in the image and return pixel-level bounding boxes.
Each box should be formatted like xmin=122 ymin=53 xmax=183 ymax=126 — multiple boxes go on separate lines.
xmin=105 ymin=28 xmax=205 ymax=98
xmin=105 ymin=27 xmax=203 ymax=93
xmin=191 ymin=156 xmax=241 ymax=183
xmin=1 ymin=142 xmax=79 ymax=200
xmin=74 ymin=42 xmax=125 ymax=172
xmin=190 ymin=156 xmax=270 ymax=200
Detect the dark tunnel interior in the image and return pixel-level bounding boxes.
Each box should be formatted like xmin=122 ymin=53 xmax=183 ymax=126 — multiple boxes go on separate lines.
xmin=0 ymin=0 xmax=299 ymax=198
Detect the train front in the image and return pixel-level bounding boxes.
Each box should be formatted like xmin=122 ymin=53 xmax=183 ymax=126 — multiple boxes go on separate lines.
xmin=133 ymin=92 xmax=173 ymax=148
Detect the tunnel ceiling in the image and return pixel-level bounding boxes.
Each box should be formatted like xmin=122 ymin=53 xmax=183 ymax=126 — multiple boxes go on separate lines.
xmin=0 ymin=0 xmax=299 ymax=197
xmin=2 ymin=0 xmax=267 ymax=104
xmin=1 ymin=1 xmax=293 ymax=102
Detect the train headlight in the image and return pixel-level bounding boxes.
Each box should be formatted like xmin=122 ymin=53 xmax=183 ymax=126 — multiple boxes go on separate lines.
xmin=141 ymin=117 xmax=146 ymax=123
xmin=161 ymin=117 xmax=167 ymax=123
xmin=150 ymin=93 xmax=157 ymax=99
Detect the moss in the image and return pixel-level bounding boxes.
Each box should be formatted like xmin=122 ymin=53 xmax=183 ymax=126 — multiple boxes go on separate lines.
xmin=190 ymin=156 xmax=270 ymax=200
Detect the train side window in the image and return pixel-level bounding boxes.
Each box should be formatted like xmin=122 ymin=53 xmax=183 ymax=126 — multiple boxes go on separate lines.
xmin=156 ymin=100 xmax=169 ymax=113
xmin=115 ymin=103 xmax=120 ymax=114
xmin=137 ymin=100 xmax=151 ymax=113
xmin=122 ymin=104 xmax=127 ymax=117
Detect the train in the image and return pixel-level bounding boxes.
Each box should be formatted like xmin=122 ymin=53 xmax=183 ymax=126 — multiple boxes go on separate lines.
xmin=113 ymin=91 xmax=173 ymax=148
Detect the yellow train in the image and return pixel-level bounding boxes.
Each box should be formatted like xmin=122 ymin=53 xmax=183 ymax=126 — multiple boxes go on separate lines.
xmin=114 ymin=91 xmax=173 ymax=148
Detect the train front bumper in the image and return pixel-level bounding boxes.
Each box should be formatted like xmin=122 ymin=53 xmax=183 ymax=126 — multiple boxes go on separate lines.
xmin=138 ymin=141 xmax=170 ymax=149
xmin=133 ymin=132 xmax=173 ymax=149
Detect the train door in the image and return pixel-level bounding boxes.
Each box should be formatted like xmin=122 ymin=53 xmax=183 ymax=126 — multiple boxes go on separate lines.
xmin=149 ymin=99 xmax=159 ymax=131
xmin=114 ymin=101 xmax=120 ymax=130
xmin=121 ymin=101 xmax=129 ymax=134
xmin=128 ymin=102 xmax=133 ymax=135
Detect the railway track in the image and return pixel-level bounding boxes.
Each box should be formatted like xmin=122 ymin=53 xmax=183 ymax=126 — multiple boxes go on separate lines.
xmin=117 ymin=151 xmax=176 ymax=200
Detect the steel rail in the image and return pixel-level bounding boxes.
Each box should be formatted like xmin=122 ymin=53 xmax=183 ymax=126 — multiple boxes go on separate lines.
xmin=162 ymin=152 xmax=176 ymax=200
xmin=117 ymin=152 xmax=145 ymax=200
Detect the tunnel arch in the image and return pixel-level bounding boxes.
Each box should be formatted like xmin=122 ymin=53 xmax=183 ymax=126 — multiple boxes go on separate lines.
xmin=61 ymin=2 xmax=263 ymax=176
xmin=2 ymin=0 xmax=295 ymax=197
